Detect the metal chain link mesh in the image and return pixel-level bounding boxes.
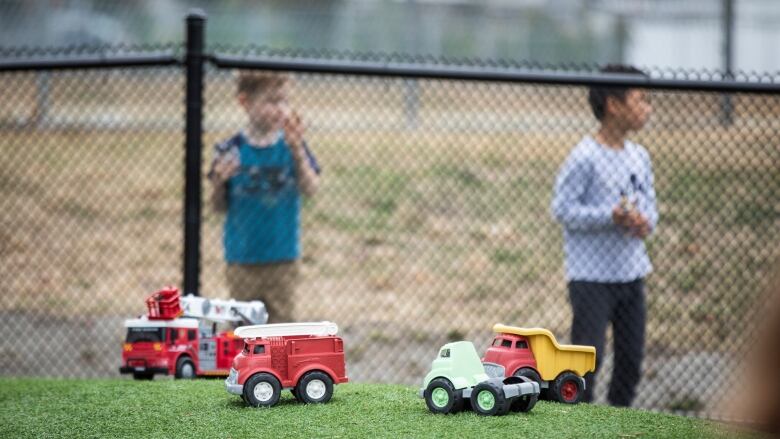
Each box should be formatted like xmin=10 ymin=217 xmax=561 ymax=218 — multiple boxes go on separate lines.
xmin=0 ymin=44 xmax=184 ymax=378
xmin=1 ymin=44 xmax=778 ymax=419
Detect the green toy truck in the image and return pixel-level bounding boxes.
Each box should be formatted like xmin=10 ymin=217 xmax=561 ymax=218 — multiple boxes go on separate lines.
xmin=419 ymin=341 xmax=541 ymax=416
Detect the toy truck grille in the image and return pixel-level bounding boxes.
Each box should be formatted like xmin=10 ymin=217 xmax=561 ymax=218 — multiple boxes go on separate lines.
xmin=483 ymin=362 xmax=505 ymax=379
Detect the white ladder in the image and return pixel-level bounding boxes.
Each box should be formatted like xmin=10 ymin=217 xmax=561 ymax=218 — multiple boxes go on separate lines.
xmin=234 ymin=321 xmax=338 ymax=339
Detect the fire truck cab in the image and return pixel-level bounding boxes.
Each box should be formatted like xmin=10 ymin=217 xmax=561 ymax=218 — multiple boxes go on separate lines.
xmin=225 ymin=322 xmax=348 ymax=407
xmin=120 ymin=287 xmax=267 ymax=380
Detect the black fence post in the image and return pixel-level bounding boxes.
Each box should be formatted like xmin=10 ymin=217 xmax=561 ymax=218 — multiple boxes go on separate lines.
xmin=184 ymin=10 xmax=205 ymax=296
xmin=720 ymin=0 xmax=734 ymax=126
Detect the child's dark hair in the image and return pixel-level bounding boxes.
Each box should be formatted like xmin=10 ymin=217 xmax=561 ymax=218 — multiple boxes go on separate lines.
xmin=588 ymin=65 xmax=647 ymax=121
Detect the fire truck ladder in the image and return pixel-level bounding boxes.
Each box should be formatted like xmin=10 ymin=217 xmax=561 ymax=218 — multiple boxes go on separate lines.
xmin=179 ymin=294 xmax=268 ymax=325
xmin=233 ymin=322 xmax=339 ymax=339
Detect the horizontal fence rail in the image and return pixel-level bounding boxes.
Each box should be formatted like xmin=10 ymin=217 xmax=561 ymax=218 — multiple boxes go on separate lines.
xmin=210 ymin=53 xmax=780 ymax=94
xmin=0 ymin=51 xmax=778 ymax=94
xmin=0 ymin=52 xmax=181 ymax=72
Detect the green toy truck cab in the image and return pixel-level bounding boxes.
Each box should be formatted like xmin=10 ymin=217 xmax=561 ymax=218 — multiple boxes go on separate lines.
xmin=419 ymin=341 xmax=540 ymax=416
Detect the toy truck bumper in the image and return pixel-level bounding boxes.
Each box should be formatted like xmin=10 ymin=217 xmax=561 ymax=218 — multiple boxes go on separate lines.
xmin=461 ymin=378 xmax=540 ymax=399
xmin=119 ymin=366 xmax=168 ymax=375
xmin=418 ymin=380 xmax=540 ymax=400
xmin=501 ymin=380 xmax=540 ymax=399
xmin=225 ymin=383 xmax=243 ymax=395
xmin=224 ymin=368 xmax=243 ymax=395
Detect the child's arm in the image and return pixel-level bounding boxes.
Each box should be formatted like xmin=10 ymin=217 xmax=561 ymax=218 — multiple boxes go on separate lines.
xmin=208 ymin=146 xmax=239 ymax=212
xmin=551 ymin=153 xmax=613 ymax=231
xmin=285 ymin=111 xmax=320 ymax=196
xmin=292 ymin=145 xmax=319 ymax=197
xmin=210 ymin=177 xmax=228 ymax=212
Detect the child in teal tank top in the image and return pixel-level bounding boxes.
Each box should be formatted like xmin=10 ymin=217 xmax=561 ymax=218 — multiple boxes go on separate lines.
xmin=208 ymin=72 xmax=320 ymax=323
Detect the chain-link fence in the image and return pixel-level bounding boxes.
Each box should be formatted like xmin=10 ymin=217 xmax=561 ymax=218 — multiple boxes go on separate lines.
xmin=1 ymin=21 xmax=779 ymax=420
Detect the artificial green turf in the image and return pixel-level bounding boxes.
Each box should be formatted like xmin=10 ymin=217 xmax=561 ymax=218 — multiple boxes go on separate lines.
xmin=0 ymin=378 xmax=744 ymax=438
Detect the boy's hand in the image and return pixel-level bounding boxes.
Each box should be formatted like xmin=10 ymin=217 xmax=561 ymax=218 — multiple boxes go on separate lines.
xmin=211 ymin=154 xmax=240 ymax=183
xmin=612 ymin=205 xmax=630 ymax=228
xmin=626 ymin=211 xmax=651 ymax=238
xmin=612 ymin=205 xmax=650 ymax=238
xmin=284 ymin=110 xmax=306 ymax=157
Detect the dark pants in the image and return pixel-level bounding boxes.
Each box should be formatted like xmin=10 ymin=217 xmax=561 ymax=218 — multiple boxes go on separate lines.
xmin=569 ymin=278 xmax=646 ymax=407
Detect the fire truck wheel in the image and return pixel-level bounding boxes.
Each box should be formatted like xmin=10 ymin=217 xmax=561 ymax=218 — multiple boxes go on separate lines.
xmin=244 ymin=373 xmax=282 ymax=407
xmin=296 ymin=371 xmax=334 ymax=404
xmin=424 ymin=378 xmax=464 ymax=414
xmin=175 ymin=357 xmax=196 ymax=379
xmin=132 ymin=372 xmax=154 ymax=380
xmin=470 ymin=381 xmax=510 ymax=416
xmin=552 ymin=371 xmax=584 ymax=404
xmin=513 ymin=367 xmax=546 ymax=399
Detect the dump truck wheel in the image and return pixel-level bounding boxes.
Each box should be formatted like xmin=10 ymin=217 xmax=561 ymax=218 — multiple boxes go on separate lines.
xmin=175 ymin=357 xmax=195 ymax=379
xmin=514 ymin=367 xmax=546 ymax=399
xmin=244 ymin=372 xmax=282 ymax=407
xmin=508 ymin=376 xmax=539 ymax=413
xmin=471 ymin=381 xmax=510 ymax=416
xmin=552 ymin=371 xmax=584 ymax=404
xmin=296 ymin=371 xmax=334 ymax=404
xmin=424 ymin=378 xmax=463 ymax=414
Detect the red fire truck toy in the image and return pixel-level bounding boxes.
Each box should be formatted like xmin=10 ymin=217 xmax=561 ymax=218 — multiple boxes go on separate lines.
xmin=120 ymin=287 xmax=268 ymax=380
xmin=482 ymin=324 xmax=596 ymax=404
xmin=225 ymin=321 xmax=348 ymax=407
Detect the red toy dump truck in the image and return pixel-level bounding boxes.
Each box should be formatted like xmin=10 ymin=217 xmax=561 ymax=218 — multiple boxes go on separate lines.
xmin=225 ymin=322 xmax=348 ymax=407
xmin=120 ymin=287 xmax=267 ymax=380
xmin=482 ymin=324 xmax=596 ymax=404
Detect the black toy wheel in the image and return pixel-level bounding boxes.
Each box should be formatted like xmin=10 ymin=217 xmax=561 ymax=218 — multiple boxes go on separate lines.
xmin=552 ymin=371 xmax=584 ymax=404
xmin=470 ymin=381 xmax=510 ymax=416
xmin=509 ymin=376 xmax=539 ymax=413
xmin=295 ymin=371 xmax=334 ymax=404
xmin=175 ymin=357 xmax=196 ymax=379
xmin=424 ymin=378 xmax=464 ymax=414
xmin=243 ymin=372 xmax=282 ymax=407
xmin=514 ymin=367 xmax=546 ymax=399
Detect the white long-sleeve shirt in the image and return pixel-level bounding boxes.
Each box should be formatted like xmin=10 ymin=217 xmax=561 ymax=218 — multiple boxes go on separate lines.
xmin=552 ymin=136 xmax=658 ymax=282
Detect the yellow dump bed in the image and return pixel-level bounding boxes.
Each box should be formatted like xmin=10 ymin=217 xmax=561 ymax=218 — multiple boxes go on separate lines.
xmin=493 ymin=324 xmax=596 ymax=381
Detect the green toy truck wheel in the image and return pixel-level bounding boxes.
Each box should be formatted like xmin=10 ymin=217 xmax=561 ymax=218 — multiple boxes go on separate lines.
xmin=471 ymin=381 xmax=510 ymax=415
xmin=424 ymin=377 xmax=464 ymax=414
